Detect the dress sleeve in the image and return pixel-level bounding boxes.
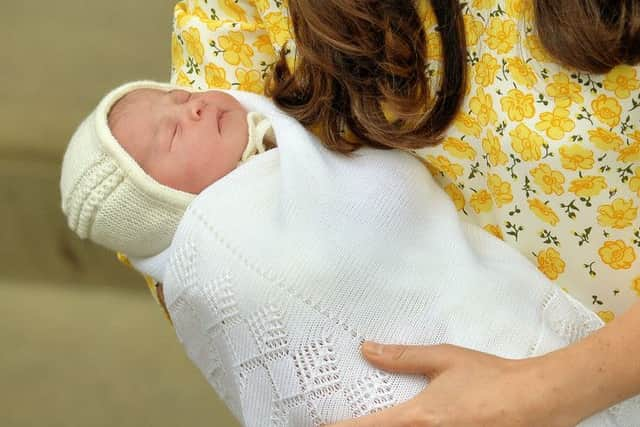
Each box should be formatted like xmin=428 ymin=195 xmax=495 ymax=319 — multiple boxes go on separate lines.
xmin=170 ymin=0 xmax=293 ymax=95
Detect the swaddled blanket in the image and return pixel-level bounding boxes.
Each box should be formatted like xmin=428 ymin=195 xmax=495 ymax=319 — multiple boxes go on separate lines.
xmin=133 ymin=91 xmax=640 ymax=426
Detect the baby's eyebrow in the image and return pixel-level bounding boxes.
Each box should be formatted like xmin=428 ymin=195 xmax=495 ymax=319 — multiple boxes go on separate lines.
xmin=167 ymin=89 xmax=191 ymax=103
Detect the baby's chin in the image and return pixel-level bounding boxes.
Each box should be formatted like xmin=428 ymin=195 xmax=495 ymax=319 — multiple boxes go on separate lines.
xmin=154 ymin=173 xmax=212 ymax=195
xmin=168 ymin=159 xmax=244 ymax=195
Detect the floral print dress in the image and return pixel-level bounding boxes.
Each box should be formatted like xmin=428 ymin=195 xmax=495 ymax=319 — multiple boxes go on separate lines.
xmin=170 ymin=0 xmax=640 ymax=320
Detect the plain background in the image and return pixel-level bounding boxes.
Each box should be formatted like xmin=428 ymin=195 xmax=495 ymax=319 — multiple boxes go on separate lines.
xmin=1 ymin=2 xmax=239 ymax=425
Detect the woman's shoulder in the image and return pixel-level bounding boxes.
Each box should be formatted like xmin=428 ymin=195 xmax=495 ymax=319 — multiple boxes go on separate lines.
xmin=449 ymin=0 xmax=639 ymax=126
xmin=170 ymin=0 xmax=294 ymax=92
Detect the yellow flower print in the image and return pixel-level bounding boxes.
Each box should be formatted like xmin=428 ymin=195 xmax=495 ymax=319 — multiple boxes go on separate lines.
xmin=603 ymin=65 xmax=640 ymax=99
xmin=597 ymin=199 xmax=638 ymax=229
xmin=172 ymin=34 xmax=185 ymax=71
xmin=632 ymin=131 xmax=640 ymax=143
xmin=510 ymin=124 xmax=544 ymax=161
xmin=253 ymin=0 xmax=270 ymax=14
xmin=454 ymin=113 xmax=482 ymax=138
xmin=537 ymin=248 xmax=566 ymax=280
xmin=473 ymin=0 xmax=497 ymax=9
xmin=236 ymin=69 xmax=264 ymax=94
xmin=526 ymin=35 xmax=551 ymax=62
xmin=474 ymin=53 xmax=500 ymax=87
xmin=445 ymin=184 xmax=465 ymax=212
xmin=192 ymin=6 xmax=210 ymax=21
xmin=546 ymin=73 xmax=583 ymax=108
xmin=219 ymin=0 xmax=248 ymax=21
xmin=265 ymin=12 xmax=292 ymax=46
xmin=238 ymin=21 xmax=259 ymax=32
xmin=417 ymin=0 xmax=438 ymax=29
xmin=568 ymin=176 xmax=608 ymax=198
xmin=426 ymin=155 xmax=465 ymax=180
xmin=423 ymin=159 xmax=442 ymax=178
xmin=618 ymin=141 xmax=640 ymax=163
xmin=559 ymin=145 xmax=594 ymax=171
xmin=174 ymin=2 xmax=190 ymax=28
xmin=469 ymin=88 xmax=497 ymax=126
xmin=464 ymin=14 xmax=484 ymax=46
xmin=253 ymin=34 xmax=276 ymax=56
xmin=598 ymin=311 xmax=616 ymax=323
xmin=202 ymin=16 xmax=224 ymax=32
xmin=630 ymin=168 xmax=640 ymax=196
xmin=175 ymin=3 xmax=223 ymax=31
xmin=482 ymin=131 xmax=508 ymax=166
xmin=592 ymin=94 xmax=622 ymax=128
xmin=632 ymin=276 xmax=640 ymax=296
xmin=506 ymin=0 xmax=529 ymax=18
xmin=470 ymin=190 xmax=494 ymax=214
xmin=506 ymin=57 xmax=537 ymax=88
xmin=219 ymin=31 xmax=255 ymax=67
xmin=500 ymin=88 xmax=535 ymax=121
xmin=486 ymin=18 xmax=518 ymax=54
xmin=483 ymin=224 xmax=504 ymax=240
xmin=205 ymin=63 xmax=231 ymax=89
xmin=183 ymin=27 xmax=205 ymax=64
xmin=588 ymin=127 xmax=623 ymax=151
xmin=531 ymin=164 xmax=565 ymax=196
xmin=535 ymin=107 xmax=575 ymax=140
xmin=487 ymin=173 xmax=513 ymax=207
xmin=528 ymin=198 xmax=560 ymax=226
xmin=174 ymin=2 xmax=222 ymax=31
xmin=464 ymin=73 xmax=472 ymax=96
xmin=175 ymin=70 xmax=192 ymax=87
xmin=443 ymin=137 xmax=477 ymax=160
xmin=426 ymin=32 xmax=443 ymax=62
xmin=599 ymin=240 xmax=636 ymax=270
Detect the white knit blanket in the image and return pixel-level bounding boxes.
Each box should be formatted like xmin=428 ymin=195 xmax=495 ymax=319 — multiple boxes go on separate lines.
xmin=133 ymin=91 xmax=640 ymax=426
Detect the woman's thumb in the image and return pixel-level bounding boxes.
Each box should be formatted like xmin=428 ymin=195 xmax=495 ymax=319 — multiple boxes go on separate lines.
xmin=361 ymin=342 xmax=455 ymax=377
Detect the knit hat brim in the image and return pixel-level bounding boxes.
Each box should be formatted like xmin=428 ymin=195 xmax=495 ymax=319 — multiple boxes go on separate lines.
xmin=60 ymin=81 xmax=196 ymax=257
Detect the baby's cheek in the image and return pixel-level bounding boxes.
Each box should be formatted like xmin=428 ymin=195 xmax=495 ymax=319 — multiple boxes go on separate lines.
xmin=181 ymin=156 xmax=225 ymax=194
xmin=145 ymin=156 xmax=188 ymax=192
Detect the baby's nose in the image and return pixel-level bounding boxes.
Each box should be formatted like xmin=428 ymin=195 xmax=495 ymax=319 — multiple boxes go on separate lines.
xmin=186 ymin=99 xmax=206 ymax=120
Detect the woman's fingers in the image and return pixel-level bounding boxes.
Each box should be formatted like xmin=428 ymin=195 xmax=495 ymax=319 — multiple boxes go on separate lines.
xmin=361 ymin=342 xmax=456 ymax=377
xmin=331 ymin=343 xmax=570 ymax=426
xmin=324 ymin=399 xmax=421 ymax=427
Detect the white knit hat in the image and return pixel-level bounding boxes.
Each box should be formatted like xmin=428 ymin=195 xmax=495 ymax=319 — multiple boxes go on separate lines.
xmin=60 ymin=81 xmax=274 ymax=258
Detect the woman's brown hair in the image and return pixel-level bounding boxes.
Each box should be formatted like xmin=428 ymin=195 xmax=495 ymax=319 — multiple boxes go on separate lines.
xmin=267 ymin=0 xmax=640 ymax=153
xmin=535 ymin=0 xmax=640 ymax=74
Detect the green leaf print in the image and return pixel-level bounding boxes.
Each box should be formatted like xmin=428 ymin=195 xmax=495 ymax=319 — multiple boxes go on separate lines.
xmin=573 ymin=227 xmax=592 ymax=246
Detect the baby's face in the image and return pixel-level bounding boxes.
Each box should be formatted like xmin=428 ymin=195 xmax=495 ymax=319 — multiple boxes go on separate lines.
xmin=109 ymin=88 xmax=249 ymax=194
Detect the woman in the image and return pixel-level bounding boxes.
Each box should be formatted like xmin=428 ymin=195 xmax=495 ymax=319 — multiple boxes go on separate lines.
xmin=169 ymin=0 xmax=640 ymax=424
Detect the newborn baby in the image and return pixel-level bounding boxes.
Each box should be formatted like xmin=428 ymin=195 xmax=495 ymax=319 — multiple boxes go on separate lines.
xmin=60 ymin=82 xmax=640 ymax=426
xmin=60 ymin=81 xmax=274 ymax=258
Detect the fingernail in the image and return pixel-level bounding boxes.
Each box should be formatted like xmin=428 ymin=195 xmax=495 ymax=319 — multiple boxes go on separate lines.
xmin=362 ymin=341 xmax=384 ymax=356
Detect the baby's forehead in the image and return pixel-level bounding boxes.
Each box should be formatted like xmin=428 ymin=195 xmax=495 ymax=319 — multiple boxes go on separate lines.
xmin=109 ymin=88 xmax=164 ymax=130
xmin=116 ymin=88 xmax=164 ymax=111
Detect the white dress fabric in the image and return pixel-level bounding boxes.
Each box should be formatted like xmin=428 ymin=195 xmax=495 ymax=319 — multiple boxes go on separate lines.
xmin=133 ymin=91 xmax=640 ymax=426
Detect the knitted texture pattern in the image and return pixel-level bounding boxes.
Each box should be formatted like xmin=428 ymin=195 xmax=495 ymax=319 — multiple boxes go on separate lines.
xmin=60 ymin=81 xmax=273 ymax=258
xmin=60 ymin=81 xmax=195 ymax=257
xmin=134 ymin=91 xmax=640 ymax=426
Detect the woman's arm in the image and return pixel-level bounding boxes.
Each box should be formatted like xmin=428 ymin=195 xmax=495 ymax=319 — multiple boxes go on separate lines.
xmin=327 ymin=299 xmax=640 ymax=426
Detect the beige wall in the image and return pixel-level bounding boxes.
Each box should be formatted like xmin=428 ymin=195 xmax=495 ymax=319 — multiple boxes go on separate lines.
xmin=1 ymin=1 xmax=174 ymax=158
xmin=1 ymin=2 xmax=238 ymax=426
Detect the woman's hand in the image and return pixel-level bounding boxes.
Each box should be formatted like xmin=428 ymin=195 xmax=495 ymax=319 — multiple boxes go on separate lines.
xmin=326 ymin=342 xmax=580 ymax=427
